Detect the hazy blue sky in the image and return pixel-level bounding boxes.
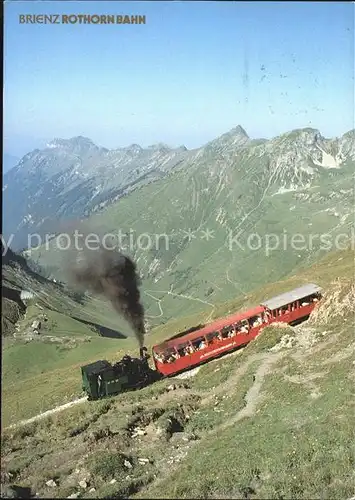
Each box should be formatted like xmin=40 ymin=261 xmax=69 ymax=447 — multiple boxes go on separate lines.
xmin=4 ymin=1 xmax=354 ymax=156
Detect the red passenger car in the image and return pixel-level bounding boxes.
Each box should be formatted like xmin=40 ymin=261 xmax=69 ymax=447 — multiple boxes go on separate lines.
xmin=152 ymin=283 xmax=322 ymax=376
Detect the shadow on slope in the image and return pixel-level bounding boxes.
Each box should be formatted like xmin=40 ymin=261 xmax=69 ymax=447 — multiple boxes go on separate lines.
xmin=70 ymin=315 xmax=127 ymax=340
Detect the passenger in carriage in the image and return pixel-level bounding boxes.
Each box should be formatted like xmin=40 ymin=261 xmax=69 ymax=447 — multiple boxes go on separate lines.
xmin=235 ymin=322 xmax=241 ymax=332
xmin=167 ymin=351 xmax=180 ymax=363
xmin=199 ymin=340 xmax=206 ymax=350
xmin=217 ymin=331 xmax=223 ymax=340
xmin=157 ymin=352 xmax=168 ymax=363
xmin=184 ymin=344 xmax=194 ymax=355
xmin=240 ymin=323 xmax=249 ymax=333
xmin=155 ymin=353 xmax=164 ymax=363
xmin=228 ymin=327 xmax=237 ymax=338
xmin=252 ymin=316 xmax=262 ymax=327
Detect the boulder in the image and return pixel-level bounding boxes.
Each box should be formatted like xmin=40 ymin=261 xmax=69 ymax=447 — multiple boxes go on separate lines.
xmin=31 ymin=320 xmax=41 ymax=330
xmin=138 ymin=458 xmax=150 ymax=465
xmin=78 ymin=480 xmax=87 ymax=489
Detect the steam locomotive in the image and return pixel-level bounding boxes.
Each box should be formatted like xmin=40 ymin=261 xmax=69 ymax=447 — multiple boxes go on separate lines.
xmin=81 ymin=347 xmax=160 ymax=400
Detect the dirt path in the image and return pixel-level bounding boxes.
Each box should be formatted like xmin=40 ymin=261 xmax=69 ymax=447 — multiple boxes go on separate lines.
xmin=5 ymin=397 xmax=88 ymax=430
xmin=216 ymin=351 xmax=284 ymax=432
xmin=201 ymin=350 xmax=283 ymax=406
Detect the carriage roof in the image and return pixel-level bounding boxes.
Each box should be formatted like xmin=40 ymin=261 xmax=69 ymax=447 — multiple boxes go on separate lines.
xmin=260 ymin=283 xmax=322 ymax=311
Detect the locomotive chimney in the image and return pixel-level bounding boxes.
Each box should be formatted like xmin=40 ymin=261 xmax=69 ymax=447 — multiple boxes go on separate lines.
xmin=139 ymin=346 xmax=149 ymax=361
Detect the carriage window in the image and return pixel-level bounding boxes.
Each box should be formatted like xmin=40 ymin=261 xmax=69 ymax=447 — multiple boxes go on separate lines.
xmin=221 ymin=326 xmax=230 ymax=338
xmin=192 ymin=336 xmax=207 ymax=351
xmin=177 ymin=342 xmax=194 ymax=355
xmin=153 ymin=350 xmax=164 ymax=362
xmin=312 ymin=293 xmax=321 ymax=302
xmin=206 ymin=331 xmax=219 ymax=343
xmin=176 ymin=343 xmax=189 ymax=357
xmin=157 ymin=347 xmax=179 ymax=363
xmin=235 ymin=320 xmax=249 ymax=333
xmin=250 ymin=315 xmax=263 ymax=327
xmin=226 ymin=325 xmax=238 ymax=337
xmin=301 ymin=296 xmax=311 ymax=306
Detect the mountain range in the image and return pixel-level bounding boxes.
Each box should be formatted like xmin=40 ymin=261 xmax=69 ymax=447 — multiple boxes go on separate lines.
xmin=3 ymin=126 xmax=355 ymax=250
xmin=3 ymin=136 xmax=189 ymax=250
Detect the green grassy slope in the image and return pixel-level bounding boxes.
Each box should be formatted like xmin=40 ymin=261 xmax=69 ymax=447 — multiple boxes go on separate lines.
xmin=1 ymin=247 xmax=354 ymax=500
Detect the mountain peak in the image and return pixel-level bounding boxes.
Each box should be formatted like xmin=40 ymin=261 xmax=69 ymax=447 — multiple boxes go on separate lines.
xmin=148 ymin=142 xmax=171 ymax=151
xmin=46 ymin=136 xmax=97 ymax=150
xmin=205 ymin=125 xmax=250 ymax=150
xmin=230 ymin=125 xmax=249 ymax=138
xmin=279 ymin=128 xmax=323 ymax=146
xmin=124 ymin=144 xmax=143 ymax=154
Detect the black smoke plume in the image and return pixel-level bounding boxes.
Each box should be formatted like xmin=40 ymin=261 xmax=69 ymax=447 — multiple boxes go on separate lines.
xmin=71 ymin=246 xmax=145 ymax=347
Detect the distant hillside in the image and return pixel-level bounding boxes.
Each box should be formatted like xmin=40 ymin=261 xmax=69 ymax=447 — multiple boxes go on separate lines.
xmin=3 ymin=136 xmax=189 ymax=250
xmin=2 ymin=244 xmax=133 ymax=338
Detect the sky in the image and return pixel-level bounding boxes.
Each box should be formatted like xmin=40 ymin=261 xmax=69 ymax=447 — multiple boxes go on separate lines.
xmin=4 ymin=1 xmax=355 ymax=157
